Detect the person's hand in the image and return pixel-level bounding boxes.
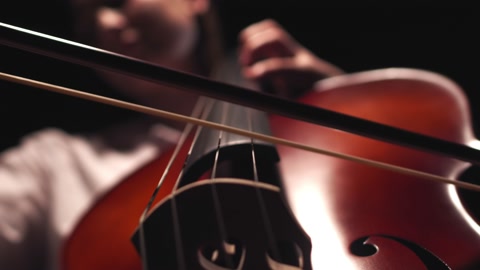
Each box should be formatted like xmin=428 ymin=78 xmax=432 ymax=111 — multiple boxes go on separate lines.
xmin=238 ymin=19 xmax=344 ymax=98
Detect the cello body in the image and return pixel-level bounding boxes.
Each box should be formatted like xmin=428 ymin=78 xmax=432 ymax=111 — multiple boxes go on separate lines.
xmin=62 ymin=68 xmax=480 ymax=269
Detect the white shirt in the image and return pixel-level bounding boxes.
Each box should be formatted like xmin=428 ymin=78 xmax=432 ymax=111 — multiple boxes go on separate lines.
xmin=0 ymin=53 xmax=249 ymax=270
xmin=0 ymin=118 xmax=181 ymax=270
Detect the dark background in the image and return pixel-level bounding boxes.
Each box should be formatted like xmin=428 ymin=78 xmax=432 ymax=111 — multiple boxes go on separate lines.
xmin=0 ymin=4 xmax=479 ymax=151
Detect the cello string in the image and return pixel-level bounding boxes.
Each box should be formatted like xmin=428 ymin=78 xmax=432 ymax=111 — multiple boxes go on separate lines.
xmin=166 ymin=97 xmax=219 ymax=269
xmin=171 ymin=97 xmax=216 ymax=191
xmin=138 ymin=96 xmax=207 ymax=219
xmin=247 ymin=107 xmax=282 ymax=263
xmin=139 ymin=97 xmax=230 ymax=269
xmin=209 ymin=101 xmax=228 ymax=180
xmin=136 ymin=96 xmax=208 ymax=270
xmin=170 ymin=197 xmax=187 ymax=270
xmin=208 ymin=101 xmax=236 ymax=268
xmin=1 ymin=71 xmax=480 ymax=192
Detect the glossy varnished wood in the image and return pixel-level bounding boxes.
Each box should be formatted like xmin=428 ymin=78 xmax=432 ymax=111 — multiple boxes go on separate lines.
xmin=271 ymin=69 xmax=480 ymax=269
xmin=62 ymin=68 xmax=480 ymax=269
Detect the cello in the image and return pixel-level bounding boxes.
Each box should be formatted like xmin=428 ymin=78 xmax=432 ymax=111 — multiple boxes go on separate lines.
xmin=2 ymin=22 xmax=480 ymax=269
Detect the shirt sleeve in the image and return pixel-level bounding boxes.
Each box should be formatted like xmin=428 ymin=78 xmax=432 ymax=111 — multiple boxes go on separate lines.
xmin=0 ymin=131 xmax=52 ymax=270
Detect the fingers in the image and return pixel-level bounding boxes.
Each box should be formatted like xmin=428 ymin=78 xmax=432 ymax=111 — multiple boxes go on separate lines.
xmin=243 ymin=57 xmax=329 ymax=98
xmin=237 ymin=19 xmax=345 ymax=97
xmin=238 ymin=19 xmax=298 ymax=67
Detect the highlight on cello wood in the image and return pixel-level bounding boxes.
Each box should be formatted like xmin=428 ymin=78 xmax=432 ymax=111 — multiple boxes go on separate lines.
xmin=3 ymin=21 xmax=480 ymax=270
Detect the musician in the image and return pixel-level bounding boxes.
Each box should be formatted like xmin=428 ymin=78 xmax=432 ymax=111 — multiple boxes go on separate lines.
xmin=0 ymin=0 xmax=343 ymax=269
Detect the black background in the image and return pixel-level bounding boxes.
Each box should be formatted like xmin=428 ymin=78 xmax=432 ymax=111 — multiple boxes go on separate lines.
xmin=0 ymin=3 xmax=479 ymax=151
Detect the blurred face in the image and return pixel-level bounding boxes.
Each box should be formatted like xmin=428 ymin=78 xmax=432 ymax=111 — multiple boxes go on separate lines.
xmin=70 ymin=0 xmax=210 ymax=116
xmin=72 ymin=0 xmax=208 ymax=66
